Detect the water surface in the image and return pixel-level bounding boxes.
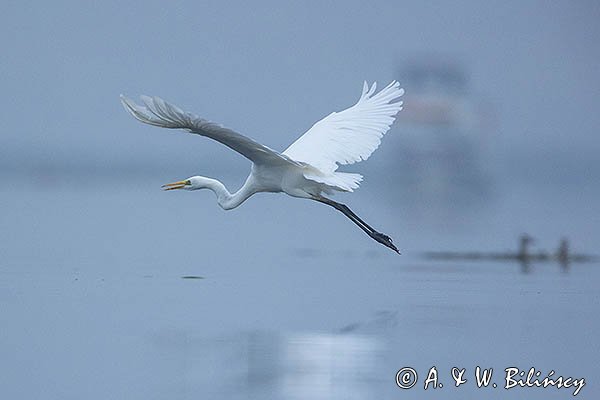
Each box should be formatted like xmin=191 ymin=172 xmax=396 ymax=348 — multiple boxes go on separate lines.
xmin=1 ymin=174 xmax=598 ymax=399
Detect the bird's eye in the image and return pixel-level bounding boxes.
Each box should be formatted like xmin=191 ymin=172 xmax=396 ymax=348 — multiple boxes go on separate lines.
xmin=185 ymin=180 xmax=191 ymax=185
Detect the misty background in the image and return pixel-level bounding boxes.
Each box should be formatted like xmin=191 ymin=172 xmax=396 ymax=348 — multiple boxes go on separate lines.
xmin=1 ymin=1 xmax=599 ymax=399
xmin=2 ymin=1 xmax=599 ymax=182
xmin=2 ymin=1 xmax=599 ymax=249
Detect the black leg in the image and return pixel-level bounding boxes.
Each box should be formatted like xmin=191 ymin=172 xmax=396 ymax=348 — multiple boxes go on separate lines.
xmin=314 ymin=197 xmax=400 ymax=254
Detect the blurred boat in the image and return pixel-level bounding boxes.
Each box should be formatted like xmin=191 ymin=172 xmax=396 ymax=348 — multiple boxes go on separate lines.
xmin=376 ymin=58 xmax=495 ymax=207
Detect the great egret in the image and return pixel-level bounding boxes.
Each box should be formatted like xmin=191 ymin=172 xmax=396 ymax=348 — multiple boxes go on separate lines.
xmin=121 ymin=81 xmax=404 ymax=253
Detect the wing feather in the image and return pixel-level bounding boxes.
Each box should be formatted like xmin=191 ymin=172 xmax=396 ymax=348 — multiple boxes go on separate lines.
xmin=120 ymin=95 xmax=293 ymax=165
xmin=282 ymin=81 xmax=404 ymax=173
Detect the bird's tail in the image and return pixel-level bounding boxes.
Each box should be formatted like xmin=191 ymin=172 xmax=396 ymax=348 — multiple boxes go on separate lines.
xmin=303 ymin=171 xmax=363 ymax=192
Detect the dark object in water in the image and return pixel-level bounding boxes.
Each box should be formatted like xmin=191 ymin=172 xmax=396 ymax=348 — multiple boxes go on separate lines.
xmin=181 ymin=275 xmax=205 ymax=280
xmin=424 ymin=235 xmax=597 ymax=264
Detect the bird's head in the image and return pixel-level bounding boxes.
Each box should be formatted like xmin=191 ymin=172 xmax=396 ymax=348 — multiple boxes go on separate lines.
xmin=162 ymin=176 xmax=208 ymax=191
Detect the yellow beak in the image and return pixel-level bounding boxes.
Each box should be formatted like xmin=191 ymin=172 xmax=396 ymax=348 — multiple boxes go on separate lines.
xmin=162 ymin=180 xmax=188 ymax=191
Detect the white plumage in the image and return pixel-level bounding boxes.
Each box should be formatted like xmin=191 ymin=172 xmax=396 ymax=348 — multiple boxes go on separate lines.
xmin=121 ymin=81 xmax=404 ymax=252
xmin=284 ymin=81 xmax=403 ymax=173
xmin=284 ymin=81 xmax=403 ymax=191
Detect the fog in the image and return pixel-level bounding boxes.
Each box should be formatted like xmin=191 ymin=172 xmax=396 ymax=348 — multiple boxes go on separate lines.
xmin=1 ymin=2 xmax=599 ymax=399
xmin=2 ymin=1 xmax=599 ymax=184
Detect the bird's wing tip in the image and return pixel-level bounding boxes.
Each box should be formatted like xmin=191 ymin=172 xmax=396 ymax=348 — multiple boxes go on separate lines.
xmin=119 ymin=94 xmax=134 ymax=109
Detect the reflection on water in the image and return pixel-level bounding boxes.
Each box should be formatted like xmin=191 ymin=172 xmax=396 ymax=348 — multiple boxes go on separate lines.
xmin=160 ymin=310 xmax=401 ymax=399
xmin=153 ymin=330 xmax=384 ymax=399
xmin=247 ymin=332 xmax=381 ymax=400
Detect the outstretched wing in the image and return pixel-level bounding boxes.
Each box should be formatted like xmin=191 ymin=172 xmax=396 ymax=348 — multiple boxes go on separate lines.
xmin=121 ymin=95 xmax=294 ymax=165
xmin=282 ymin=81 xmax=404 ymax=173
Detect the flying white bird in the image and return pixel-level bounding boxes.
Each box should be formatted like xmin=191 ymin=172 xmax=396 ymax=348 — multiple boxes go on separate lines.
xmin=121 ymin=81 xmax=404 ymax=253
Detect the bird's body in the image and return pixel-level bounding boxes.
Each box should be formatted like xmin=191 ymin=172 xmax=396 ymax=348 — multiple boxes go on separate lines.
xmin=121 ymin=81 xmax=404 ymax=252
xmin=185 ymin=164 xmax=317 ymax=210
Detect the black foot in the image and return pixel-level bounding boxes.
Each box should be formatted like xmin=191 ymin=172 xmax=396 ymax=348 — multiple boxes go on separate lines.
xmin=371 ymin=231 xmax=401 ymax=254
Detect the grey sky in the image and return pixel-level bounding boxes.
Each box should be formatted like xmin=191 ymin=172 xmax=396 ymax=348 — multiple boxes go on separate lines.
xmin=2 ymin=1 xmax=599 ymax=183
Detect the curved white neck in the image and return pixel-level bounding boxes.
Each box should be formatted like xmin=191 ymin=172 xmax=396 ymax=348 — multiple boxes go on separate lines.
xmin=201 ymin=177 xmax=254 ymax=210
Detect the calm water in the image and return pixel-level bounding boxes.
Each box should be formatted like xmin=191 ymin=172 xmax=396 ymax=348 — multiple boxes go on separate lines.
xmin=1 ymin=173 xmax=598 ymax=399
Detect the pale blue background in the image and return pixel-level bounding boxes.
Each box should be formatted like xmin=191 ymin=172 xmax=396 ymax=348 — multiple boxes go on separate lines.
xmin=1 ymin=1 xmax=599 ymax=399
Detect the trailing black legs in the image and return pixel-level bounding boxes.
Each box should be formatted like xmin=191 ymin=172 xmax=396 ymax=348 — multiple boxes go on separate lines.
xmin=315 ymin=197 xmax=400 ymax=254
